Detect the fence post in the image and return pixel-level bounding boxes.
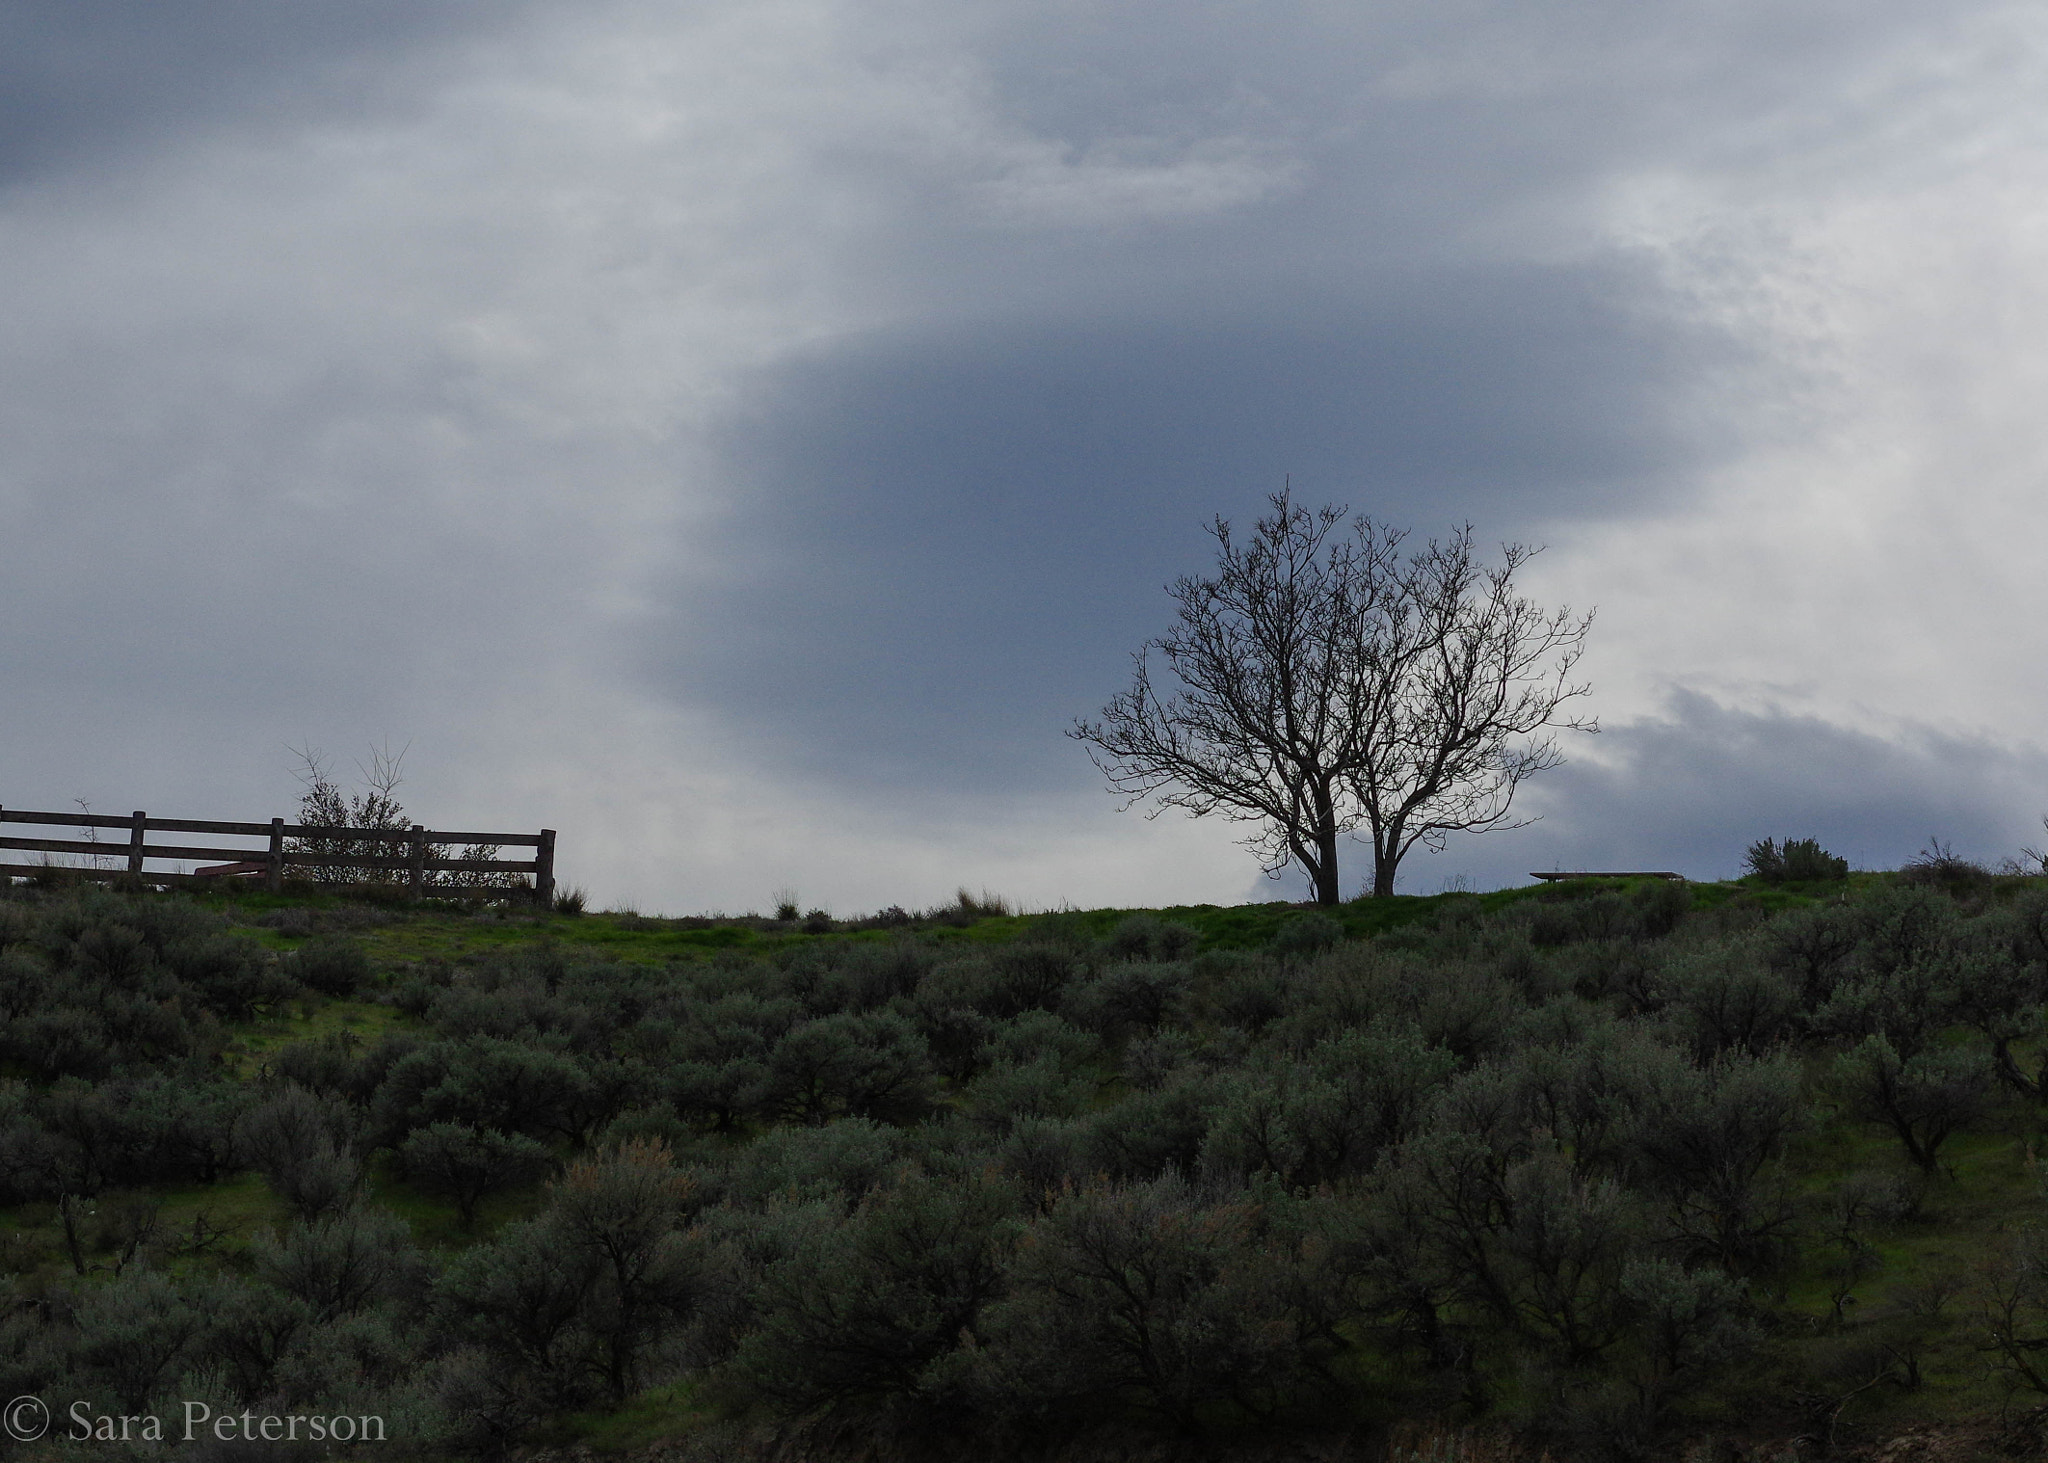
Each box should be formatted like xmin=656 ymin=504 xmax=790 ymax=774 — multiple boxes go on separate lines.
xmin=535 ymin=829 xmax=556 ymax=910
xmin=267 ymin=818 xmax=284 ymax=893
xmin=409 ymin=824 xmax=426 ymax=900
xmin=128 ymin=811 xmax=147 ymax=880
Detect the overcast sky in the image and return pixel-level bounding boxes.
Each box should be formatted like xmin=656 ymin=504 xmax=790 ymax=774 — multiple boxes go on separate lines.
xmin=6 ymin=0 xmax=2048 ymax=912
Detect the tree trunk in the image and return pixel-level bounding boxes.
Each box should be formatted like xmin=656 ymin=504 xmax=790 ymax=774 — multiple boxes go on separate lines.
xmin=1311 ymin=787 xmax=1342 ymax=904
xmin=1369 ymin=820 xmax=1404 ymax=897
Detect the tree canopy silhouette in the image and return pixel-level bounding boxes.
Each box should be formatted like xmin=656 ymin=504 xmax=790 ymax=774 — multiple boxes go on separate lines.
xmin=1071 ymin=490 xmax=1594 ymax=901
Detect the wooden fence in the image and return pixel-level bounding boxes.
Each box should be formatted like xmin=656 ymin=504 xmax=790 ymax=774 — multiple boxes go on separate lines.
xmin=0 ymin=806 xmax=555 ymax=905
xmin=1529 ymin=870 xmax=1683 ymax=882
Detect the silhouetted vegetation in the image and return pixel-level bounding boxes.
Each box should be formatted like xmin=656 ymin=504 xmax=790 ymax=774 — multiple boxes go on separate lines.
xmin=1744 ymin=836 xmax=1849 ymax=883
xmin=1072 ymin=491 xmax=1594 ymax=903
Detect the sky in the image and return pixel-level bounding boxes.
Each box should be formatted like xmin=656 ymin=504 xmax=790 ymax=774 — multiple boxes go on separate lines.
xmin=5 ymin=0 xmax=2048 ymax=912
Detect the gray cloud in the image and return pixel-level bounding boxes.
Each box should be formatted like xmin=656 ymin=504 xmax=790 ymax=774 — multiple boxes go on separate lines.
xmin=0 ymin=1 xmax=546 ymax=188
xmin=1394 ymin=693 xmax=2048 ymax=895
xmin=650 ymin=261 xmax=1739 ymax=798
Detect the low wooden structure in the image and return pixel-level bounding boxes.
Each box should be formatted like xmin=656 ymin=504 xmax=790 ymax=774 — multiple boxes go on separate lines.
xmin=1529 ymin=870 xmax=1684 ymax=882
xmin=0 ymin=805 xmax=555 ymax=905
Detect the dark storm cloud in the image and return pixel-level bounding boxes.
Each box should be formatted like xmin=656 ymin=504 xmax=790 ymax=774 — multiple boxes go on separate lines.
xmin=1403 ymin=693 xmax=2048 ymax=894
xmin=627 ymin=0 xmax=1969 ymax=820
xmin=651 ymin=261 xmax=1733 ymax=796
xmin=0 ymin=0 xmax=540 ymax=187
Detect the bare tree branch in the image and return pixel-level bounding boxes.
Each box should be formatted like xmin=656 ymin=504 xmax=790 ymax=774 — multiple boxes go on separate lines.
xmin=1071 ymin=492 xmax=1594 ymax=902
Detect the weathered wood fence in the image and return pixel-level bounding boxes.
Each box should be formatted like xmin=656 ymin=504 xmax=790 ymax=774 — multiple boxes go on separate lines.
xmin=1529 ymin=870 xmax=1683 ymax=882
xmin=0 ymin=806 xmax=555 ymax=905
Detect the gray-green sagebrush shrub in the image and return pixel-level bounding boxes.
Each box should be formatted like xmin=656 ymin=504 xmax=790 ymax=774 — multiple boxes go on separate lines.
xmin=235 ymin=1084 xmax=362 ymax=1222
xmin=1832 ymin=1035 xmax=1992 ymax=1172
xmin=1654 ymin=937 xmax=1799 ymax=1058
xmin=956 ymin=1172 xmax=1347 ymax=1434
xmin=1061 ymin=959 xmax=1191 ymax=1042
xmin=1202 ymin=1023 xmax=1455 ymax=1191
xmin=438 ymin=1139 xmax=716 ymax=1414
xmin=735 ymin=1169 xmax=1018 ymax=1422
xmin=1616 ymin=1048 xmax=1803 ymax=1270
xmin=68 ymin=1266 xmax=207 ymax=1414
xmin=1952 ymin=897 xmax=2048 ymax=1097
xmin=0 ymin=1073 xmax=246 ymax=1199
xmin=1745 ymin=837 xmax=1848 ymax=883
xmin=963 ymin=1057 xmax=1096 ymax=1136
xmin=1272 ymin=910 xmax=1344 ymax=962
xmin=290 ymin=934 xmax=372 ymax=997
xmin=719 ymin=1117 xmax=918 ymax=1211
xmin=1074 ymin=1069 xmax=1221 ymax=1183
xmin=748 ymin=1010 xmax=936 ymax=1126
xmin=1104 ymin=913 xmax=1200 ymax=963
xmin=397 ymin=1123 xmax=551 ymax=1228
xmin=370 ymin=1036 xmax=613 ymax=1148
xmin=254 ymin=1205 xmax=427 ymax=1324
xmin=166 ymin=932 xmax=295 ymax=1020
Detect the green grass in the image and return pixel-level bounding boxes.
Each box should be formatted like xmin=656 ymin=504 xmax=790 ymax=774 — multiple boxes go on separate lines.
xmin=364 ymin=1154 xmax=548 ymax=1250
xmin=527 ymin=1380 xmax=724 ymax=1454
xmin=0 ymin=1173 xmax=290 ymax=1288
xmin=230 ymin=996 xmax=408 ymax=1070
xmin=196 ymin=873 xmax=1900 ymax=969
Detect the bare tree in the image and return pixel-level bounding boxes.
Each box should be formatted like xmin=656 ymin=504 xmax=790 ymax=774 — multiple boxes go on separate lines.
xmin=285 ymin=741 xmax=513 ymax=889
xmin=287 ymin=740 xmax=417 ymax=886
xmin=1071 ymin=491 xmax=1593 ymax=903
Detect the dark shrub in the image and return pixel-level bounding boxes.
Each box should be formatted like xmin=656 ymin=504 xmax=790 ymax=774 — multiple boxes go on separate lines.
xmin=70 ymin=1266 xmax=206 ymax=1412
xmin=964 ymin=1057 xmax=1094 ymax=1135
xmin=235 ymin=1086 xmax=361 ymax=1222
xmin=1901 ymin=837 xmax=1992 ymax=893
xmin=1105 ymin=914 xmax=1200 ymax=963
xmin=270 ymin=1032 xmax=363 ymax=1096
xmin=193 ymin=1271 xmax=314 ymax=1403
xmin=398 ymin=1122 xmax=552 ymax=1227
xmin=749 ymin=1012 xmax=935 ymax=1126
xmin=168 ymin=934 xmax=294 ymax=1021
xmin=1629 ymin=878 xmax=1693 ymax=937
xmin=1195 ymin=953 xmax=1289 ymax=1035
xmin=723 ymin=1116 xmax=915 ymax=1211
xmin=292 ymin=935 xmax=371 ymax=997
xmin=737 ymin=1170 xmax=1018 ymax=1420
xmin=1746 ymin=837 xmax=1848 ymax=883
xmin=371 ymin=1036 xmax=597 ymax=1147
xmin=962 ymin=1173 xmax=1334 ymax=1432
xmin=540 ymin=1138 xmax=708 ymax=1401
xmin=70 ymin=923 xmax=154 ymax=984
xmin=1832 ymin=1035 xmax=1991 ymax=1172
xmin=1080 ymin=1072 xmax=1218 ymax=1182
xmin=1062 ymin=961 xmax=1191 ymax=1041
xmin=1202 ymin=1024 xmax=1454 ymax=1190
xmin=910 ymin=1001 xmax=994 ymax=1083
xmin=0 ymin=902 xmax=33 ymax=956
xmin=1657 ymin=939 xmax=1798 ymax=1058
xmin=983 ymin=943 xmax=1084 ymax=1018
xmin=253 ymin=1205 xmax=426 ymax=1322
xmin=1530 ymin=890 xmax=1633 ymax=947
xmin=1272 ymin=911 xmax=1342 ymax=961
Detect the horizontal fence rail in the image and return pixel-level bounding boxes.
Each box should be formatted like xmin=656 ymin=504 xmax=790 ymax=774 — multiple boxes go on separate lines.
xmin=1529 ymin=870 xmax=1683 ymax=882
xmin=0 ymin=806 xmax=555 ymax=905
